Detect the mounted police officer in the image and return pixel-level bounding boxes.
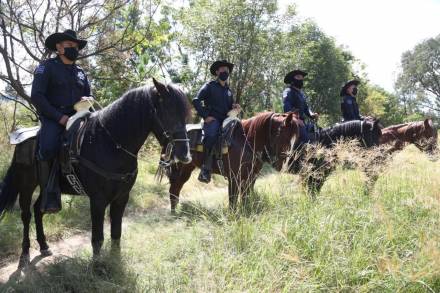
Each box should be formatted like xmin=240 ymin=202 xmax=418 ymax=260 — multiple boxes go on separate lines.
xmin=192 ymin=60 xmax=241 ymax=183
xmin=340 ymin=79 xmax=362 ymax=121
xmin=282 ymin=69 xmax=319 ymax=144
xmin=31 ymin=30 xmax=91 ymax=213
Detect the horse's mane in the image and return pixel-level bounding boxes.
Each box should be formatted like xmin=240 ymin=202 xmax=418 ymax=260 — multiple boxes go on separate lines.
xmin=242 ymin=112 xmax=275 ymax=134
xmin=100 ymin=84 xmax=191 ymax=123
xmin=385 ymin=121 xmax=424 ymax=131
xmin=321 ymin=120 xmax=364 ymax=140
xmin=165 ymin=83 xmax=192 ymax=122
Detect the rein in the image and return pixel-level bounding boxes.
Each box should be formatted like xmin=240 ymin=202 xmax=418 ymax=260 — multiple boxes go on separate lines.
xmin=263 ymin=113 xmax=281 ymax=166
xmin=150 ymin=105 xmax=189 ymax=161
xmin=80 ymin=93 xmax=188 ymax=183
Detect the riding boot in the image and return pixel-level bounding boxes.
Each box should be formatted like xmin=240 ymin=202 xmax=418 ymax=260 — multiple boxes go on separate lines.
xmin=198 ymin=147 xmax=213 ymax=183
xmin=39 ymin=159 xmax=62 ymax=214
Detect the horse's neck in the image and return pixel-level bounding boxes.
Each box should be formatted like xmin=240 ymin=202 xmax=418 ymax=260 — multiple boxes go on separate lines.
xmin=98 ymin=97 xmax=152 ymax=155
xmin=245 ymin=115 xmax=274 ymax=152
xmin=319 ymin=121 xmax=360 ymax=146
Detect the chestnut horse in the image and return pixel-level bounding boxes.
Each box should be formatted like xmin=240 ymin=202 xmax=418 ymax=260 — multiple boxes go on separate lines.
xmin=163 ymin=112 xmax=300 ymax=213
xmin=380 ymin=118 xmax=438 ymax=153
xmin=267 ymin=118 xmax=383 ymax=194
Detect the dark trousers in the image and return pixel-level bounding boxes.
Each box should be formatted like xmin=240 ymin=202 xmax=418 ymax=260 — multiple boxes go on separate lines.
xmin=299 ymin=122 xmax=309 ymax=144
xmin=38 ymin=117 xmax=65 ymax=161
xmin=203 ymin=119 xmax=222 ymax=150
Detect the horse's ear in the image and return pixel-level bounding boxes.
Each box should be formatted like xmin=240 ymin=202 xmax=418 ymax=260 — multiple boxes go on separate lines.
xmin=374 ymin=119 xmax=384 ymax=129
xmin=152 ymin=78 xmax=169 ymax=97
xmin=424 ymin=118 xmax=433 ymax=129
xmin=283 ymin=112 xmax=294 ymax=127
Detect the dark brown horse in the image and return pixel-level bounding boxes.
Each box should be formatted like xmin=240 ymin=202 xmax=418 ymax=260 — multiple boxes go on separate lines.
xmin=380 ymin=118 xmax=438 ymax=153
xmin=163 ymin=112 xmax=300 ymax=213
xmin=280 ymin=118 xmax=383 ymax=194
xmin=0 ymin=80 xmax=192 ymax=266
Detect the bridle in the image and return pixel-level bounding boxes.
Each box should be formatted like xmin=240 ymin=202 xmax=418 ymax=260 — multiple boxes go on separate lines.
xmin=98 ymin=92 xmax=189 ymax=161
xmin=263 ymin=113 xmax=282 ymax=166
xmin=151 ymin=105 xmax=189 ymax=162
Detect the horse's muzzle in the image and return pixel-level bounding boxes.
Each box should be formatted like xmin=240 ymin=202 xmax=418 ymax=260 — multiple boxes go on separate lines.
xmin=175 ymin=152 xmax=192 ymax=164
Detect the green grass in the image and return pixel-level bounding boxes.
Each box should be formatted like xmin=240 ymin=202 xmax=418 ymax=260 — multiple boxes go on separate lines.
xmin=1 ymin=137 xmax=440 ymax=291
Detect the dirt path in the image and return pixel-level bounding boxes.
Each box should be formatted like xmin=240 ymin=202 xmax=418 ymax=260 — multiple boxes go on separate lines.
xmin=0 ymin=232 xmax=91 ymax=284
xmin=0 ymin=182 xmax=227 ymax=285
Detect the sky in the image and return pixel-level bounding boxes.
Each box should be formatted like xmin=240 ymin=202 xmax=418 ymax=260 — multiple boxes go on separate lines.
xmin=279 ymin=0 xmax=440 ymax=92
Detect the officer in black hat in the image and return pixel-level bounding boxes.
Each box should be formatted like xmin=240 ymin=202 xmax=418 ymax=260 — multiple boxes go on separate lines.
xmin=192 ymin=60 xmax=240 ymax=183
xmin=31 ymin=29 xmax=91 ymax=213
xmin=283 ymin=69 xmax=319 ymax=144
xmin=340 ymin=80 xmax=362 ymax=121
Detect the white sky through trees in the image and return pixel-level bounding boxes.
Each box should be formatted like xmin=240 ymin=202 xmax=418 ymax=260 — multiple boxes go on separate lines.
xmin=280 ymin=0 xmax=440 ymax=92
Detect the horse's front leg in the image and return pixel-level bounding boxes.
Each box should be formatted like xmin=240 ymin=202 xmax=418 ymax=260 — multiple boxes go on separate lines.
xmin=228 ymin=179 xmax=239 ymax=211
xmin=18 ymin=188 xmax=33 ymax=268
xmin=33 ymin=196 xmax=52 ymax=256
xmin=109 ymin=194 xmax=129 ymax=251
xmin=90 ymin=197 xmax=106 ymax=256
xmin=169 ymin=163 xmax=195 ymax=214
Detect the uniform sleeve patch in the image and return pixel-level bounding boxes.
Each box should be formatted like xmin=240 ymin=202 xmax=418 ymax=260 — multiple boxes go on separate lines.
xmin=77 ymin=71 xmax=85 ymax=80
xmin=34 ymin=64 xmax=45 ymax=74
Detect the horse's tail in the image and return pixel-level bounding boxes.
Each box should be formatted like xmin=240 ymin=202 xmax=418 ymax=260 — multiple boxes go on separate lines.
xmin=0 ymin=154 xmax=19 ymax=219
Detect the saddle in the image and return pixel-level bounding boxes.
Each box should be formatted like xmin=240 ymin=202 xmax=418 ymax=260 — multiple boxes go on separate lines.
xmin=8 ymin=99 xmax=93 ymax=195
xmin=186 ymin=116 xmax=240 ymax=155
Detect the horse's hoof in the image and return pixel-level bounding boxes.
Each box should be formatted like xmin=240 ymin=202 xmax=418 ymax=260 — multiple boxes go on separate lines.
xmin=40 ymin=249 xmax=53 ymax=257
xmin=111 ymin=239 xmax=121 ymax=248
xmin=18 ymin=253 xmax=30 ymax=268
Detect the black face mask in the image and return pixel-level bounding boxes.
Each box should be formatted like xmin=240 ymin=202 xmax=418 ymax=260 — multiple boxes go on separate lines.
xmin=292 ymin=78 xmax=304 ymax=89
xmin=218 ymin=72 xmax=229 ymax=81
xmin=63 ymin=47 xmax=79 ymax=61
xmin=352 ymin=87 xmax=358 ymax=96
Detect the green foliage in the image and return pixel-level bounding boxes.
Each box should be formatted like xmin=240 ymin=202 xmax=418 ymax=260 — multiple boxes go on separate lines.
xmin=359 ymin=86 xmax=406 ymax=125
xmin=170 ymin=1 xmax=358 ymax=121
xmin=89 ymin=0 xmax=175 ymax=105
xmin=396 ymin=34 xmax=440 ymax=118
xmin=286 ymin=21 xmax=355 ymax=122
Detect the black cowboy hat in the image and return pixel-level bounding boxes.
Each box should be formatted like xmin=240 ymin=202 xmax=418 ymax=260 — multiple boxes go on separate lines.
xmin=284 ymin=69 xmax=308 ymax=84
xmin=45 ymin=29 xmax=87 ymax=51
xmin=210 ymin=60 xmax=234 ymax=75
xmin=340 ymin=79 xmax=360 ymax=96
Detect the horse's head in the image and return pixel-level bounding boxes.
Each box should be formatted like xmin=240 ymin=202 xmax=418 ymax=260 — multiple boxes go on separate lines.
xmin=415 ymin=118 xmax=438 ymax=154
xmin=151 ymin=78 xmax=192 ymax=164
xmin=271 ymin=112 xmax=301 ymax=171
xmin=242 ymin=112 xmax=300 ymax=171
xmin=361 ymin=117 xmax=383 ymax=147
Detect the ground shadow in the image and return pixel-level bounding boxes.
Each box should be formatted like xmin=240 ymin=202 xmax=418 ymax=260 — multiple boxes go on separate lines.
xmin=0 ymin=245 xmax=138 ymax=292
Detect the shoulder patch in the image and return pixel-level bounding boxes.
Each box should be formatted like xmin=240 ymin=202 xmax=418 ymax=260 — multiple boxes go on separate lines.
xmin=282 ymin=88 xmax=291 ymax=99
xmin=227 ymin=89 xmax=232 ymax=97
xmin=77 ymin=71 xmax=85 ymax=80
xmin=34 ymin=64 xmax=45 ymax=74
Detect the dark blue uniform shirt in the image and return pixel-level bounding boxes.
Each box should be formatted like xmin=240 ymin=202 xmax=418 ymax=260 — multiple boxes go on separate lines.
xmin=192 ymin=80 xmax=233 ymax=120
xmin=31 ymin=56 xmax=91 ymax=122
xmin=341 ymin=95 xmax=361 ymax=121
xmin=283 ymin=87 xmax=313 ymax=120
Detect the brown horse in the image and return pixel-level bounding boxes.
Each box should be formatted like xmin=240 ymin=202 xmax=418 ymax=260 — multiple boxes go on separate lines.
xmin=380 ymin=118 xmax=438 ymax=153
xmin=163 ymin=112 xmax=300 ymax=213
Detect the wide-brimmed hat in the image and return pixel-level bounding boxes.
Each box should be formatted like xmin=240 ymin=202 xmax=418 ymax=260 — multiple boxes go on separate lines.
xmin=340 ymin=79 xmax=360 ymax=96
xmin=284 ymin=69 xmax=308 ymax=84
xmin=45 ymin=30 xmax=87 ymax=51
xmin=210 ymin=60 xmax=234 ymax=75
